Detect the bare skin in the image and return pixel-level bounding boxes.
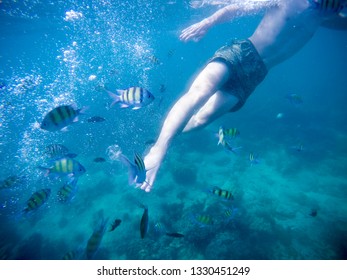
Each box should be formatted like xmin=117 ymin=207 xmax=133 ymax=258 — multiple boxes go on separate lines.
xmin=140 ymin=0 xmax=347 ymax=192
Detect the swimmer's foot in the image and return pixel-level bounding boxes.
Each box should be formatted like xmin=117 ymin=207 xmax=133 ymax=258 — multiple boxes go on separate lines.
xmin=139 ymin=145 xmax=166 ymax=192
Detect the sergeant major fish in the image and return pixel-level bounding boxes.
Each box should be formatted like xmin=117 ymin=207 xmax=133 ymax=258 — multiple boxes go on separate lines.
xmin=39 ymin=157 xmax=86 ymax=178
xmin=45 ymin=144 xmax=69 ymax=159
xmin=119 ymin=153 xmax=148 ymax=187
xmin=86 ymin=215 xmax=109 ymax=260
xmin=207 ymin=186 xmax=234 ymax=201
xmin=57 ymin=177 xmax=79 ymax=203
xmin=217 ymin=127 xmax=241 ymax=154
xmin=191 ymin=214 xmax=214 ymax=228
xmin=23 ymin=189 xmax=51 ymax=213
xmin=107 ymin=86 xmax=155 ymax=110
xmin=40 ymin=105 xmax=87 ymax=132
xmin=217 ymin=126 xmax=239 ymax=145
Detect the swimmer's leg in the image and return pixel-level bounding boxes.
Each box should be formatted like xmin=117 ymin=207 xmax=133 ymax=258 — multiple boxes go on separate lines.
xmin=183 ymin=89 xmax=239 ymax=133
xmin=140 ymin=61 xmax=230 ymax=192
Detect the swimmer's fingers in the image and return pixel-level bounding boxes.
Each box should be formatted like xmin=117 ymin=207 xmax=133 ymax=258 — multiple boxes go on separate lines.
xmin=180 ymin=26 xmax=205 ymax=42
xmin=139 ymin=180 xmax=152 ymax=192
xmin=180 ymin=20 xmax=210 ymax=42
xmin=180 ymin=32 xmax=203 ymax=42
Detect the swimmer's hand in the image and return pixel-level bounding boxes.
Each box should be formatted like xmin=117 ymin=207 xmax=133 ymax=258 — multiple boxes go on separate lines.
xmin=179 ymin=19 xmax=213 ymax=42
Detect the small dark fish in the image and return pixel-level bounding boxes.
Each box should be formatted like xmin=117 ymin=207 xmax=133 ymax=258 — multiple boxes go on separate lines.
xmin=23 ymin=189 xmax=51 ymax=213
xmin=139 ymin=204 xmax=149 ymax=239
xmin=87 ymin=116 xmax=106 ymax=123
xmin=108 ymin=219 xmax=122 ymax=232
xmin=93 ymin=157 xmax=106 ymax=163
xmin=159 ymin=84 xmax=166 ymax=93
xmin=40 ymin=105 xmax=87 ymax=132
xmin=167 ymin=49 xmax=175 ymax=57
xmin=309 ymin=209 xmax=318 ymax=217
xmin=165 ymin=232 xmax=184 ymax=238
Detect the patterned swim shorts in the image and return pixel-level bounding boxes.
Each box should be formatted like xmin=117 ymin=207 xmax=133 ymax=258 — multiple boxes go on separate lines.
xmin=209 ymin=39 xmax=268 ymax=112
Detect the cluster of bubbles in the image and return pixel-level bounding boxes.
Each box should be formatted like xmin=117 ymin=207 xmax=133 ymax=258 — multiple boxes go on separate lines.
xmin=63 ymin=10 xmax=83 ymax=22
xmin=2 ymin=0 xmax=166 ymax=176
xmin=106 ymin=144 xmax=122 ymax=161
xmin=6 ymin=74 xmax=42 ymax=96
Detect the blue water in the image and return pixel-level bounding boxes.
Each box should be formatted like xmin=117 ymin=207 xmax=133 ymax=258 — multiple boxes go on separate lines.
xmin=1 ymin=0 xmax=347 ymax=260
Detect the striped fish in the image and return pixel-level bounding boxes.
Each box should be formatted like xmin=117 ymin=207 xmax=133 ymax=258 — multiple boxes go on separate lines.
xmin=222 ymin=206 xmax=238 ymax=223
xmin=191 ymin=214 xmax=214 ymax=227
xmin=208 ymin=186 xmax=234 ymax=201
xmin=86 ymin=216 xmax=109 ymax=260
xmin=40 ymin=105 xmax=87 ymax=132
xmin=107 ymin=86 xmax=155 ymax=110
xmin=45 ymin=144 xmax=69 ymax=159
xmin=119 ymin=153 xmax=147 ymax=186
xmin=0 ymin=175 xmax=24 ymax=190
xmin=313 ymin=0 xmax=345 ymax=14
xmin=39 ymin=157 xmax=86 ymax=178
xmin=223 ymin=128 xmax=240 ymax=138
xmin=23 ymin=189 xmax=51 ymax=213
xmin=217 ymin=126 xmax=240 ymax=146
xmin=57 ymin=177 xmax=78 ymax=203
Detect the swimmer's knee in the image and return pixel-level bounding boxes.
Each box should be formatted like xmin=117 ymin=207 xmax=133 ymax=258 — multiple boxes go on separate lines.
xmin=183 ymin=114 xmax=208 ymax=132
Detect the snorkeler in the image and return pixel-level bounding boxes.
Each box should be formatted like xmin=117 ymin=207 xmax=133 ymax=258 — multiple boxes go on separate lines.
xmin=140 ymin=0 xmax=347 ymax=192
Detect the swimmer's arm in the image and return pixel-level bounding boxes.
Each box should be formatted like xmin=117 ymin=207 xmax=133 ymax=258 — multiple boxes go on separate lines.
xmin=208 ymin=1 xmax=276 ymax=25
xmin=180 ymin=1 xmax=278 ymax=42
